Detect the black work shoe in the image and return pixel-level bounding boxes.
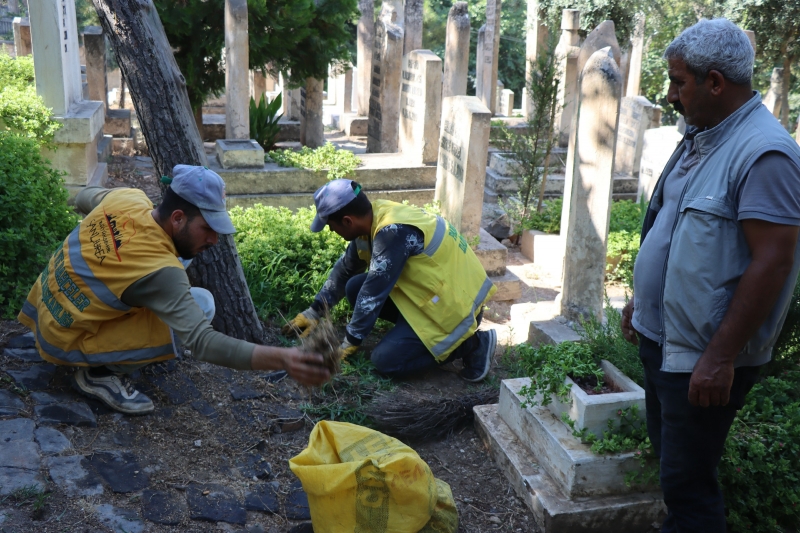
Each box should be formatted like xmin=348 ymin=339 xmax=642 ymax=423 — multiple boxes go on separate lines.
xmin=73 ymin=368 xmax=154 ymax=415
xmin=459 ymin=329 xmax=497 ymax=383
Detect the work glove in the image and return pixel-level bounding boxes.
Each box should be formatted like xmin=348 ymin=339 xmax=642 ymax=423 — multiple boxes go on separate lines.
xmin=281 ymin=307 xmax=320 ymax=337
xmin=339 ymin=338 xmax=359 ymax=361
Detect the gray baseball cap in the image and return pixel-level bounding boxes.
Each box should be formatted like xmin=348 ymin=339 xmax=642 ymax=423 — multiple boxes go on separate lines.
xmin=170 ymin=164 xmax=236 ymax=235
xmin=310 ymin=179 xmax=362 ymax=233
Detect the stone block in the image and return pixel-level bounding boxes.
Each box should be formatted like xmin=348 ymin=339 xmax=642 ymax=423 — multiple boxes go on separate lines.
xmin=276 ymin=119 xmax=301 ymax=142
xmin=97 ymin=134 xmax=112 ymax=162
xmin=528 ymin=320 xmax=581 ymax=346
xmin=202 ymin=113 xmax=226 ymax=141
xmin=473 ymin=228 xmax=507 ymax=277
xmin=489 ymin=270 xmax=522 ymax=301
xmin=474 ymin=404 xmax=665 ymax=533
xmin=638 ymin=126 xmax=682 ymax=202
xmin=340 ymin=113 xmax=368 ymax=136
xmin=45 ymin=138 xmax=98 ymax=186
xmin=499 ymin=378 xmax=651 ymax=497
xmin=112 ymin=137 xmax=135 ymax=156
xmin=488 ymin=151 xmax=522 ymax=176
xmin=216 ymin=139 xmax=265 ymax=169
xmin=104 ymin=108 xmax=131 ymax=136
xmin=53 ymin=100 xmax=105 ymax=144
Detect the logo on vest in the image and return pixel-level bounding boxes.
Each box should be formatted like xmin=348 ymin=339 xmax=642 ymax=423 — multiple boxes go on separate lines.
xmin=88 ymin=209 xmax=137 ymax=264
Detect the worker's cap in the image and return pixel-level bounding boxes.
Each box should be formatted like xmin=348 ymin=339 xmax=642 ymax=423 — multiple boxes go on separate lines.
xmin=310 ymin=179 xmax=362 ymax=233
xmin=170 ymin=164 xmax=236 ymax=235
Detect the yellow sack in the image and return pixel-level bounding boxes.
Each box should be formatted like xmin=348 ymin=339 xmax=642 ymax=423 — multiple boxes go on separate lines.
xmin=289 ymin=421 xmax=458 ymax=533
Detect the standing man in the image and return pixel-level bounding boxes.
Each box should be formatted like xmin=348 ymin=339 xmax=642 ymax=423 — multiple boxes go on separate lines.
xmin=620 ymin=19 xmax=800 ymax=532
xmin=283 ymin=179 xmax=498 ymax=382
xmin=18 ymin=165 xmax=330 ymax=415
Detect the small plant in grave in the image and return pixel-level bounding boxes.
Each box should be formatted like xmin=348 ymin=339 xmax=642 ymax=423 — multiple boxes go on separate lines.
xmin=249 ymin=93 xmax=283 ymax=151
xmin=267 ymin=142 xmax=361 ymax=180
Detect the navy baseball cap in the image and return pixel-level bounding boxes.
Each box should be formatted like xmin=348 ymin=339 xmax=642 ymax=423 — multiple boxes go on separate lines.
xmin=310 ymin=179 xmax=362 ymax=233
xmin=170 ymin=165 xmax=236 ymax=235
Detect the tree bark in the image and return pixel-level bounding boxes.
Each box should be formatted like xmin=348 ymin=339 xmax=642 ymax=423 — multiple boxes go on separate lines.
xmin=91 ymin=0 xmax=266 ymax=344
xmin=781 ymin=54 xmax=791 ymax=129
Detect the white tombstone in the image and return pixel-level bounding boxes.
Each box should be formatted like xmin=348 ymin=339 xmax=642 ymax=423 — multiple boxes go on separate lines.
xmin=367 ymin=11 xmax=404 ymax=153
xmin=638 ymin=127 xmax=683 ymax=202
xmin=559 ymin=47 xmax=622 ymax=321
xmin=500 ymin=89 xmax=514 ymax=117
xmin=332 ymin=67 xmax=354 ymax=117
xmin=225 ymin=0 xmax=250 ymax=140
xmin=477 ymin=0 xmax=502 ymax=115
xmin=626 ymin=14 xmax=645 ymax=97
xmin=404 ymin=0 xmax=423 ymax=54
xmin=12 ymin=17 xmax=31 ymax=57
xmin=434 ymin=96 xmax=492 ymax=240
xmin=356 ymin=0 xmax=375 ymax=117
xmin=399 ymin=50 xmax=442 ymax=164
xmin=524 ymin=0 xmax=548 ymax=119
xmin=614 ymin=96 xmax=660 ymax=176
xmin=82 ymin=26 xmax=108 ymax=109
xmin=495 ymin=79 xmax=504 ymax=112
xmin=29 ymin=0 xmax=106 ymax=194
xmin=442 ymin=2 xmax=470 ymax=99
xmin=554 ymin=9 xmax=581 ymax=147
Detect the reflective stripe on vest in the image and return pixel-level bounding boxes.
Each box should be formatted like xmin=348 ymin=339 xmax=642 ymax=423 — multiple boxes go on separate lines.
xmin=422 ymin=216 xmax=447 ymax=257
xmin=429 ymin=276 xmax=495 ymax=358
xmin=67 ymin=227 xmax=131 ymax=312
xmin=20 ymin=301 xmax=173 ymax=364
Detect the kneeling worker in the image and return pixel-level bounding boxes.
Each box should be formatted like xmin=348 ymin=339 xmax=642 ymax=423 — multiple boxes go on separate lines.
xmin=284 ymin=179 xmax=497 ymax=382
xmin=18 ymin=165 xmax=330 ymax=415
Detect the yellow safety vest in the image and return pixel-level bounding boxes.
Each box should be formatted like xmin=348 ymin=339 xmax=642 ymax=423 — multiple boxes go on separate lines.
xmin=356 ymin=201 xmax=496 ymax=361
xmin=18 ymin=189 xmax=181 ymax=366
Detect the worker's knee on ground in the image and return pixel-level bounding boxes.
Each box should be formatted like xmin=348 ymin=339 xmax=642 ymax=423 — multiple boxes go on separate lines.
xmin=345 ymin=274 xmax=367 ymax=308
xmin=370 ymin=345 xmax=399 ymax=377
xmin=190 ymin=287 xmax=216 ymax=322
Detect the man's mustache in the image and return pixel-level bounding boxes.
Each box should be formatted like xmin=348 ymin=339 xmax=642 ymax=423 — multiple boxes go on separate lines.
xmin=673 ymin=101 xmax=685 ymax=115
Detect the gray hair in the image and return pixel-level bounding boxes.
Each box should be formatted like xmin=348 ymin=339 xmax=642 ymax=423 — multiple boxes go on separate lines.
xmin=664 ymin=18 xmax=754 ymax=85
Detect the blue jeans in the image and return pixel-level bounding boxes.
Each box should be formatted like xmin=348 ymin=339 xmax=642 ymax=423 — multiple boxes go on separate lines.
xmin=345 ymin=273 xmax=481 ymax=378
xmin=638 ymin=336 xmax=759 ymax=533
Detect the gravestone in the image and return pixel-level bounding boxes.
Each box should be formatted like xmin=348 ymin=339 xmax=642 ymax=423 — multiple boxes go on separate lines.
xmin=477 ymin=0 xmax=501 ymax=115
xmin=399 ymin=50 xmax=442 ymax=164
xmin=356 ymin=0 xmax=375 ymax=117
xmin=12 ymin=17 xmax=31 ymax=56
xmin=225 ymin=0 xmax=249 ymax=139
xmin=367 ymin=10 xmax=404 ymax=153
xmin=475 ymin=25 xmax=485 ymax=98
xmin=554 ymin=9 xmax=581 ymax=147
xmin=434 ymin=96 xmax=492 ymax=239
xmin=442 ymin=2 xmax=469 ymax=98
xmin=744 ymin=29 xmax=756 ymax=52
xmin=499 ymin=89 xmax=514 ymax=117
xmin=83 ymin=26 xmax=108 ymax=109
xmin=560 ymin=47 xmax=622 ymax=321
xmin=524 ymin=0 xmax=548 ymax=118
xmin=404 ymin=0 xmax=423 ymax=54
xmin=614 ymin=96 xmax=660 ymax=175
xmin=332 ymin=67 xmax=354 ymax=118
xmin=626 ymin=14 xmax=645 ymax=97
xmin=762 ymin=67 xmax=783 ymax=118
xmin=301 ymin=78 xmax=324 ymax=148
xmin=288 ymin=87 xmax=303 ymax=121
xmin=250 ymin=70 xmax=266 ymax=103
xmin=29 ymin=0 xmax=106 ymax=196
xmin=576 ymin=21 xmax=621 ymax=78
xmin=638 ymin=126 xmax=682 ymax=202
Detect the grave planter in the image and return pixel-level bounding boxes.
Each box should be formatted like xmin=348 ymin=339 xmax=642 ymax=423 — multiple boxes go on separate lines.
xmin=543 ymin=359 xmax=645 ymax=439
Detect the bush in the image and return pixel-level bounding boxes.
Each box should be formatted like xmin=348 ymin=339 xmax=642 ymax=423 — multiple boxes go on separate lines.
xmin=0 ymin=133 xmax=80 ymax=318
xmin=0 ymin=51 xmax=60 ymax=143
xmin=267 ymin=142 xmax=361 ymax=180
xmin=579 ymin=300 xmax=643 ymax=386
xmin=0 ymin=53 xmax=35 ymax=91
xmin=229 ymin=204 xmax=347 ymax=319
xmin=250 ymin=93 xmax=283 ymax=152
xmin=520 ymin=198 xmax=562 ymax=234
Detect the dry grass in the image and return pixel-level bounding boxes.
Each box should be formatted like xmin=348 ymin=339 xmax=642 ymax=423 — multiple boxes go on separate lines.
xmin=300 ymin=313 xmax=341 ymax=376
xmin=367 ymin=388 xmax=499 ymax=441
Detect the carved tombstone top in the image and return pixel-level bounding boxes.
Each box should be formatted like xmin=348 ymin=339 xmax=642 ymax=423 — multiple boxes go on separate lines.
xmin=576 ymin=20 xmax=621 ymax=75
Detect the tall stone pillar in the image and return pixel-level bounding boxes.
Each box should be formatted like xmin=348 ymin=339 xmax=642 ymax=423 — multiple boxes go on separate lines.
xmin=367 ymin=10 xmax=404 ymax=153
xmin=475 ymin=25 xmax=485 ymax=98
xmin=524 ymin=0 xmax=548 ymax=118
xmin=743 ymin=30 xmax=756 ymax=52
xmin=554 ymin=9 xmax=580 ymax=147
xmin=559 ymin=47 xmax=622 ymax=321
xmin=224 ymin=0 xmax=250 ymax=140
xmin=29 ymin=0 xmax=106 ymax=196
xmin=301 ymin=78 xmax=325 ymax=148
xmin=477 ymin=0 xmax=502 ymax=115
xmin=626 ymin=14 xmax=645 ymax=97
xmin=442 ymin=2 xmax=470 ymax=98
xmin=356 ymin=0 xmax=375 ymax=117
xmin=434 ymin=96 xmax=492 ymax=240
xmin=399 ymin=50 xmax=442 ymax=164
xmin=404 ymin=0 xmax=423 ymax=54
xmin=333 ymin=67 xmax=354 ymax=115
xmin=250 ymin=70 xmax=267 ymax=102
xmin=83 ymin=26 xmax=108 ymax=109
xmin=12 ymin=17 xmax=31 ymax=56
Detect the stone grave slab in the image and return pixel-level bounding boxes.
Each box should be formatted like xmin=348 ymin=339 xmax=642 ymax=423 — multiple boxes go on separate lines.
xmin=35 ymin=401 xmax=97 ymax=427
xmin=638 ymin=126 xmax=682 ymax=202
xmin=0 ymin=391 xmax=24 ymax=417
xmin=0 ymin=439 xmax=44 ymax=496
xmin=285 ymin=481 xmax=311 ymax=520
xmin=367 ymin=15 xmax=404 ymax=153
xmin=35 ymin=426 xmax=72 ymax=455
xmin=474 ymin=404 xmax=664 ymax=533
xmin=95 ymin=504 xmax=145 ymax=533
xmin=614 ymin=96 xmax=660 ymax=176
xmin=245 ymin=482 xmax=280 ymax=513
xmin=0 ymin=418 xmax=35 ymax=441
xmin=398 ymin=50 xmax=442 ymax=164
xmin=88 ymin=451 xmax=149 ymax=493
xmin=47 ymin=455 xmax=104 ymax=497
xmin=6 ymin=364 xmax=57 ymax=390
xmin=187 ymin=483 xmax=247 ymax=524
xmin=141 ymin=489 xmax=188 ymax=525
xmin=216 ymin=139 xmax=265 ymax=169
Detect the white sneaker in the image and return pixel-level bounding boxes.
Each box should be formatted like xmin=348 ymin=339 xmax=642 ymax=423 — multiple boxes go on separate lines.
xmin=73 ymin=368 xmax=154 ymax=415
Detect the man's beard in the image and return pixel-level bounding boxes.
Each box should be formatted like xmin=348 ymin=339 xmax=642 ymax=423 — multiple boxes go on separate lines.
xmin=673 ymin=101 xmax=685 ymax=115
xmin=174 ymin=224 xmax=198 ymax=260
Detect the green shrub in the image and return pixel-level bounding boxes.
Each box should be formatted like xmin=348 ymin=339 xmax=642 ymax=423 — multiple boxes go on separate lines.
xmin=606 ymin=230 xmax=639 ymax=289
xmin=579 ymin=300 xmax=644 ymax=386
xmin=0 ymin=133 xmax=80 ymax=318
xmin=0 ymin=51 xmax=60 ymax=143
xmin=267 ymin=142 xmax=361 ymax=180
xmin=608 ymin=199 xmax=644 ymax=233
xmin=520 ymin=198 xmax=562 ymax=234
xmin=770 ymin=274 xmax=800 ymax=376
xmin=250 ymin=93 xmax=283 ymax=151
xmin=229 ymin=204 xmax=347 ymax=318
xmin=0 ymin=52 xmax=35 ymax=91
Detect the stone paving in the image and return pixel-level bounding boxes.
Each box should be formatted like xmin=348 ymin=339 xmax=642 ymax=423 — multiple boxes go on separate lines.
xmin=0 ymin=331 xmax=315 ymax=532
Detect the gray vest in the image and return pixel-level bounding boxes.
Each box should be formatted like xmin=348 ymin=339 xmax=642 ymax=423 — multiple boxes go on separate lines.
xmin=646 ymin=94 xmax=800 ymax=371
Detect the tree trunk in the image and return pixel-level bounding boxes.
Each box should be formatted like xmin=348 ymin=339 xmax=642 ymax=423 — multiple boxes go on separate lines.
xmin=91 ymin=0 xmax=266 ymax=344
xmin=781 ymin=55 xmax=791 ymax=129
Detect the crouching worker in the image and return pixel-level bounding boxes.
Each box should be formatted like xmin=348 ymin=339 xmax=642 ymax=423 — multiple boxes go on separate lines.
xmin=18 ymin=165 xmax=330 ymax=415
xmin=283 ymin=179 xmax=498 ymax=382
